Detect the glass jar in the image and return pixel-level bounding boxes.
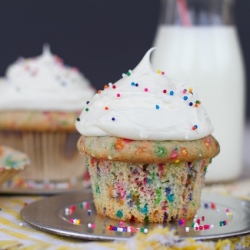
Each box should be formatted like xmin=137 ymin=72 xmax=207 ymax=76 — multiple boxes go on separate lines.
xmin=152 ymin=0 xmax=245 ymax=182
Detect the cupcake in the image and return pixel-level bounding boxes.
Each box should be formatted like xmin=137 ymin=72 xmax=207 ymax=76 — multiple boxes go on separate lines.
xmin=0 ymin=145 xmax=29 ymax=186
xmin=76 ymin=48 xmax=220 ymax=223
xmin=0 ymin=45 xmax=95 ymax=182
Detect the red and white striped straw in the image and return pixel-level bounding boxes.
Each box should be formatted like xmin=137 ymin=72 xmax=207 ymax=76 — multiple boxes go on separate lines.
xmin=177 ymin=0 xmax=191 ymax=26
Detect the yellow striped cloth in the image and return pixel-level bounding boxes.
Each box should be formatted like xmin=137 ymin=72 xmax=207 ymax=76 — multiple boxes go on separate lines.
xmin=0 ymin=179 xmax=250 ymax=250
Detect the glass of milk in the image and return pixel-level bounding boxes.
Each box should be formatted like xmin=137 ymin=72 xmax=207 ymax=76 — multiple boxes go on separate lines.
xmin=152 ymin=0 xmax=245 ymax=182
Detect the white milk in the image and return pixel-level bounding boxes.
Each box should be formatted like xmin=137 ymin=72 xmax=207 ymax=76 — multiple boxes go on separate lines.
xmin=152 ymin=26 xmax=245 ymax=182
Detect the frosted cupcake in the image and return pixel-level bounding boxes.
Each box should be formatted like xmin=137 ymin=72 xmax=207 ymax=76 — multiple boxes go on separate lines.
xmin=76 ymin=48 xmax=220 ymax=223
xmin=0 ymin=45 xmax=95 ymax=182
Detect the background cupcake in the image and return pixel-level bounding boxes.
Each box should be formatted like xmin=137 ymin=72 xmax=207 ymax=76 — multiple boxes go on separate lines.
xmin=76 ymin=48 xmax=220 ymax=223
xmin=0 ymin=45 xmax=95 ymax=182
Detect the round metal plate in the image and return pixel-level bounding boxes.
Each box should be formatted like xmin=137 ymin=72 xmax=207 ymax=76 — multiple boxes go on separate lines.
xmin=21 ymin=192 xmax=250 ymax=241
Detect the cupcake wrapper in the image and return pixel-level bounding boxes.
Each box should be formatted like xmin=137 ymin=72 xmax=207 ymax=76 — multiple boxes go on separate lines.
xmin=0 ymin=131 xmax=86 ymax=181
xmin=0 ymin=169 xmax=23 ymax=186
xmin=86 ymin=155 xmax=210 ymax=223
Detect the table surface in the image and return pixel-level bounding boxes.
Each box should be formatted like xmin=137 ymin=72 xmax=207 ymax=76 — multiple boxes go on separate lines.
xmin=0 ymin=122 xmax=249 ymax=250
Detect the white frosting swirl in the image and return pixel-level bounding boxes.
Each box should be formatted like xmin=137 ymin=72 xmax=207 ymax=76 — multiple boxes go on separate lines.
xmin=76 ymin=48 xmax=213 ymax=141
xmin=0 ymin=45 xmax=95 ymax=111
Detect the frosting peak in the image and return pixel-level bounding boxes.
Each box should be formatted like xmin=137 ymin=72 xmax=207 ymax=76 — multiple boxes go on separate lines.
xmin=0 ymin=45 xmax=95 ymax=111
xmin=75 ymin=48 xmax=214 ymax=141
xmin=132 ymin=47 xmax=155 ymax=75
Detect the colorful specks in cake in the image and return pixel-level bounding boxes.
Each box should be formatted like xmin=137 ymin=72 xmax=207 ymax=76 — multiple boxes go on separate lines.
xmin=183 ymin=96 xmax=188 ymax=101
xmin=181 ymin=148 xmax=188 ymax=157
xmin=154 ymin=145 xmax=167 ymax=158
xmin=111 ymin=117 xmax=115 ymax=121
xmin=167 ymin=193 xmax=175 ymax=203
xmin=76 ymin=117 xmax=80 ymax=122
xmin=144 ymin=216 xmax=149 ymax=223
xmin=127 ymin=200 xmax=133 ymax=207
xmin=155 ymin=105 xmax=160 ymax=109
xmin=188 ymin=193 xmax=192 ymax=201
xmin=85 ymin=152 xmax=214 ymax=223
xmin=95 ymin=184 xmax=100 ymax=194
xmin=140 ymin=204 xmax=148 ymax=214
xmin=144 ymin=87 xmax=148 ymax=92
xmin=114 ymin=138 xmax=126 ymax=151
xmin=165 ymin=187 xmax=171 ymax=195
xmin=154 ymin=189 xmax=162 ymax=204
xmin=116 ymin=210 xmax=123 ymax=218
xmin=170 ymin=150 xmax=178 ymax=160
xmin=204 ymin=137 xmax=212 ymax=148
xmin=163 ymin=212 xmax=168 ymax=222
xmin=170 ymin=91 xmax=174 ymax=95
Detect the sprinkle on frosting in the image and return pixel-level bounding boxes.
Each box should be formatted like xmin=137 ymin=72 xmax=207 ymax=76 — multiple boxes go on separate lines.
xmin=75 ymin=48 xmax=214 ymax=141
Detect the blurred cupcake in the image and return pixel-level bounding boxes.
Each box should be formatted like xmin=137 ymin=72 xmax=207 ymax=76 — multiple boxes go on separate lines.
xmin=0 ymin=145 xmax=29 ymax=186
xmin=0 ymin=45 xmax=95 ymax=182
xmin=76 ymin=48 xmax=220 ymax=223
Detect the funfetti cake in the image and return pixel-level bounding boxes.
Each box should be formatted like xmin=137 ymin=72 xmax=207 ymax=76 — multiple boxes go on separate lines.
xmin=0 ymin=45 xmax=95 ymax=182
xmin=76 ymin=48 xmax=220 ymax=223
